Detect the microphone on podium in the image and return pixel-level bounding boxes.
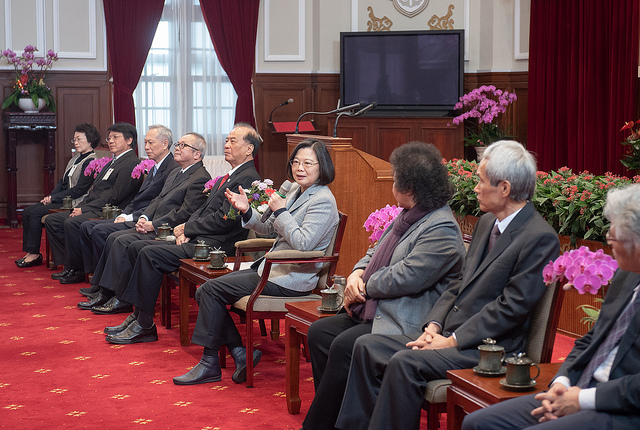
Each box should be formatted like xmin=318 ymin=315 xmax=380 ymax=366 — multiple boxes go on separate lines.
xmin=294 ymin=101 xmax=366 ymax=134
xmin=261 ymin=180 xmax=293 ymax=222
xmin=333 ymin=102 xmax=377 ymax=137
xmin=269 ymin=98 xmax=294 ymax=123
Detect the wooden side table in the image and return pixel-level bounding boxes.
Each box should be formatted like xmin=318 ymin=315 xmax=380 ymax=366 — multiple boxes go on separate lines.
xmin=177 ymin=258 xmax=233 ymax=346
xmin=284 ymin=300 xmax=334 ymax=414
xmin=3 ymin=112 xmax=57 ymax=228
xmin=446 ymin=362 xmax=562 ymax=430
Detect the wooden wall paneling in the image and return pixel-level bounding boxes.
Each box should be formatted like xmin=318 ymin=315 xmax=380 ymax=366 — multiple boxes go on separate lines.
xmin=376 ymin=124 xmax=414 ymax=161
xmin=418 ymin=117 xmax=465 ymax=161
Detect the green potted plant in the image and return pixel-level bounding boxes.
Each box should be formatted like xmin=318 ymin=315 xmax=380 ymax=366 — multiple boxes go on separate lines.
xmin=620 ymin=120 xmax=640 ymax=171
xmin=1 ymin=45 xmax=58 ymax=112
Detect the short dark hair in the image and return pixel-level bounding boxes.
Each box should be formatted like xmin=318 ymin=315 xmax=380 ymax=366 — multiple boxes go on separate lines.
xmin=287 ymin=138 xmax=335 ymax=186
xmin=389 ymin=141 xmax=453 ymax=212
xmin=107 ymin=122 xmax=137 ymax=148
xmin=74 ymin=123 xmax=101 ymax=148
xmin=233 ymin=122 xmax=261 ymax=157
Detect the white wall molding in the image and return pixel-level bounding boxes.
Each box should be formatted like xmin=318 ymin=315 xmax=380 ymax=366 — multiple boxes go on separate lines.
xmin=4 ymin=0 xmax=46 ymax=52
xmin=264 ymin=0 xmax=305 ymax=62
xmin=514 ymin=0 xmax=529 ymax=60
xmin=52 ymin=0 xmax=97 ymax=59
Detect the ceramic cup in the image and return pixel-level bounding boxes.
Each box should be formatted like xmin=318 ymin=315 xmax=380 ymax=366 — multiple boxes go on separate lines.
xmin=477 ymin=346 xmax=506 ymax=372
xmin=320 ymin=288 xmax=343 ymax=310
xmin=209 ymin=250 xmax=227 ymax=269
xmin=505 ymin=357 xmax=540 ymax=385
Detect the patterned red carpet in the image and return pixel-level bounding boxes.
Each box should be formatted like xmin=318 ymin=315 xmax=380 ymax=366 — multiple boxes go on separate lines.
xmin=0 ymin=227 xmax=572 ymax=429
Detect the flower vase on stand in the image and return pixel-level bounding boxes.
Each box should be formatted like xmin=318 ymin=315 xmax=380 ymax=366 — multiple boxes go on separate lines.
xmin=18 ymin=98 xmax=46 ymax=113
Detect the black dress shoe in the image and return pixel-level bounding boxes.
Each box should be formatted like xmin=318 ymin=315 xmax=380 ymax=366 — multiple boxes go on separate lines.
xmin=173 ymin=354 xmax=222 ymax=385
xmin=51 ymin=269 xmax=70 ymax=280
xmin=15 ymin=257 xmax=26 ymax=264
xmin=59 ymin=269 xmax=86 ymax=284
xmin=104 ymin=314 xmax=136 ymax=335
xmin=230 ymin=346 xmax=262 ymax=384
xmin=105 ymin=321 xmax=158 ymax=344
xmin=77 ymin=292 xmax=110 ymax=310
xmin=16 ymin=254 xmax=42 ymax=268
xmin=91 ymin=296 xmax=133 ymax=315
xmin=79 ymin=284 xmax=102 ymax=297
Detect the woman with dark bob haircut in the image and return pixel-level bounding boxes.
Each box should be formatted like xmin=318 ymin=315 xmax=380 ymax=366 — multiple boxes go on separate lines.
xmin=173 ymin=138 xmax=339 ymax=386
xmin=16 ymin=123 xmax=101 ymax=268
xmin=301 ymin=141 xmax=466 ymax=430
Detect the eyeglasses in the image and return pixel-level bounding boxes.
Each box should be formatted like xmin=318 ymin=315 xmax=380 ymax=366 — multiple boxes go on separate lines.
xmin=105 ymin=134 xmax=122 ymax=143
xmin=176 ymin=142 xmax=199 ymax=151
xmin=605 ymin=230 xmax=621 ymax=244
xmin=290 ymin=160 xmax=319 ymax=169
xmin=70 ymin=137 xmax=85 ymax=144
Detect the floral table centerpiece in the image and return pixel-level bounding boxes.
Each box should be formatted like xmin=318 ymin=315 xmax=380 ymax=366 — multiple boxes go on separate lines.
xmin=1 ymin=45 xmax=58 ymax=112
xmin=449 ymin=85 xmax=517 ymax=148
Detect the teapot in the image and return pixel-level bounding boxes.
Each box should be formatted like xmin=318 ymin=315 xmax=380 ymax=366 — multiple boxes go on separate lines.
xmin=193 ymin=240 xmax=212 ymax=261
xmin=158 ymin=223 xmax=172 ymax=240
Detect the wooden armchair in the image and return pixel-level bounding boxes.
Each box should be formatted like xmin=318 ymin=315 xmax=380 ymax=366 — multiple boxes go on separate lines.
xmin=422 ymin=277 xmax=566 ymax=429
xmin=224 ymin=211 xmax=347 ymax=387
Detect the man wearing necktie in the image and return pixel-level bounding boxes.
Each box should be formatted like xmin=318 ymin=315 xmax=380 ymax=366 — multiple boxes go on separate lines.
xmin=463 ymin=183 xmax=640 ymax=430
xmin=77 ymin=132 xmax=211 ymax=312
xmin=77 ymin=125 xmax=179 ymax=281
xmin=332 ymin=141 xmax=560 ymax=430
xmin=46 ymin=123 xmax=144 ymax=284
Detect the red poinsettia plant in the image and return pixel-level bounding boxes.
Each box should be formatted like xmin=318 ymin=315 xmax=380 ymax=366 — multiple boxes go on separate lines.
xmin=620 ymin=120 xmax=640 ymax=171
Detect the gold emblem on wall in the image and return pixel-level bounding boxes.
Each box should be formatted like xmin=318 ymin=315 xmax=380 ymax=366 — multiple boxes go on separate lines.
xmin=367 ymin=6 xmax=393 ymax=31
xmin=427 ymin=4 xmax=455 ymax=30
xmin=392 ymin=0 xmax=430 ymax=18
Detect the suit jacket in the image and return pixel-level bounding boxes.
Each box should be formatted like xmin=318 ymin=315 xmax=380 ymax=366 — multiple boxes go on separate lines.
xmin=183 ymin=160 xmax=261 ymax=254
xmin=426 ymin=201 xmax=560 ymax=356
xmin=353 ymin=205 xmax=465 ymax=335
xmin=79 ymin=150 xmax=143 ymax=213
xmin=124 ymin=153 xmax=179 ymax=219
xmin=142 ymin=160 xmax=210 ymax=228
xmin=556 ymin=269 xmax=640 ymax=428
xmin=50 ymin=151 xmax=97 ymax=206
xmin=243 ymin=183 xmax=339 ymax=292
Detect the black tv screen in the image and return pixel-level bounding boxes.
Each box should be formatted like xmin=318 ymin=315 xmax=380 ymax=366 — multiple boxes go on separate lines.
xmin=340 ymin=30 xmax=464 ymax=115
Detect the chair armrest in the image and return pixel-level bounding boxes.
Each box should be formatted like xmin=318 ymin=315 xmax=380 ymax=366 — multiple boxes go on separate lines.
xmin=264 ymin=250 xmax=325 ymax=260
xmin=234 ymin=238 xmax=275 ymax=250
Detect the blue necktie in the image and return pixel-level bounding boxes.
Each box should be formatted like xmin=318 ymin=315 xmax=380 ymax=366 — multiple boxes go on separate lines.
xmin=576 ymin=290 xmax=640 ymax=388
xmin=153 ymin=166 xmax=158 ymax=177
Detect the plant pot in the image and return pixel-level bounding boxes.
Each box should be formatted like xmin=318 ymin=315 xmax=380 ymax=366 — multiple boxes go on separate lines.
xmin=474 ymin=146 xmax=486 ymax=160
xmin=18 ymin=98 xmax=46 ymax=113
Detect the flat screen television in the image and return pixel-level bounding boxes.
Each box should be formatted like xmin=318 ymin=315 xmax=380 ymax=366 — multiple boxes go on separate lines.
xmin=340 ymin=30 xmax=464 ymax=116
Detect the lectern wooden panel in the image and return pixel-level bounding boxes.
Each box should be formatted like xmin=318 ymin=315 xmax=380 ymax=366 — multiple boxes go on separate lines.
xmin=287 ymin=134 xmax=395 ymax=275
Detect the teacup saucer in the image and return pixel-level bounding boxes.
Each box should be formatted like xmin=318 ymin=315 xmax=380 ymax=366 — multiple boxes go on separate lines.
xmin=192 ymin=257 xmax=209 ymax=262
xmin=206 ymin=264 xmax=228 ymax=270
xmin=499 ymin=378 xmax=537 ymax=391
xmin=317 ymin=306 xmax=340 ymax=313
xmin=472 ymin=366 xmax=507 ymax=376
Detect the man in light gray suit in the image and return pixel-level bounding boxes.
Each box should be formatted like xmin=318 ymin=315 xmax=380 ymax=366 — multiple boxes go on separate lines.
xmin=334 ymin=140 xmax=560 ymax=430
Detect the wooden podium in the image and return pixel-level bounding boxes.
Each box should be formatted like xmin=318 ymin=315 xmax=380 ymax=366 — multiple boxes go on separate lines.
xmin=287 ymin=134 xmax=395 ymax=275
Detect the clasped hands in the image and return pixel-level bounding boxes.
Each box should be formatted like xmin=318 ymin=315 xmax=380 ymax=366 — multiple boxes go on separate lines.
xmin=405 ymin=323 xmax=458 ymax=350
xmin=343 ymin=269 xmax=366 ymax=316
xmin=531 ymin=383 xmax=581 ymax=422
xmin=224 ymin=186 xmax=286 ymax=216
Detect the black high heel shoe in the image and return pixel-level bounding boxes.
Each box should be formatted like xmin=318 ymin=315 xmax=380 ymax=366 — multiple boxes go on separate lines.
xmin=17 ymin=254 xmax=43 ymax=268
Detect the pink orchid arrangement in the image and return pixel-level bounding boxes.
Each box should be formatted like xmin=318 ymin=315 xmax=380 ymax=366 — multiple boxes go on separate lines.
xmin=364 ymin=205 xmax=402 ymax=244
xmin=204 ymin=175 xmax=223 ymax=192
xmin=0 ymin=45 xmax=58 ymax=111
xmin=131 ymin=159 xmax=156 ymax=179
xmin=542 ymin=246 xmax=618 ymax=294
xmin=84 ymin=157 xmax=112 ymax=178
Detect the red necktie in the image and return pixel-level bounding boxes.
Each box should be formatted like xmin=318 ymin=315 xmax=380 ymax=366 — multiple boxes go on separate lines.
xmin=217 ymin=174 xmax=229 ymax=190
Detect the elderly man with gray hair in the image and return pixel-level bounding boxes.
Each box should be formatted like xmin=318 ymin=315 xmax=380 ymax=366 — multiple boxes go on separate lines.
xmin=333 ymin=140 xmax=560 ymax=430
xmin=463 ymin=183 xmax=640 ymax=430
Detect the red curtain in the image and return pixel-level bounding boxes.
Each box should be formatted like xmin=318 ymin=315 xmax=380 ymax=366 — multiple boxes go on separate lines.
xmin=200 ymin=0 xmax=260 ymax=127
xmin=103 ymin=0 xmax=164 ymax=125
xmin=528 ymin=0 xmax=639 ymax=175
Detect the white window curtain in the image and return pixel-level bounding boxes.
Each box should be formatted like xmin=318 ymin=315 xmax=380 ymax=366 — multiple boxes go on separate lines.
xmin=133 ymin=0 xmax=237 ymax=157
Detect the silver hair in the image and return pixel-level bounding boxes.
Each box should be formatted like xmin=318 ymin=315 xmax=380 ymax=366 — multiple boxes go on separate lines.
xmin=184 ymin=132 xmax=207 ymax=158
xmin=148 ymin=124 xmax=174 ymax=148
xmin=604 ymin=183 xmax=640 ymax=251
xmin=481 ymin=140 xmax=537 ymax=201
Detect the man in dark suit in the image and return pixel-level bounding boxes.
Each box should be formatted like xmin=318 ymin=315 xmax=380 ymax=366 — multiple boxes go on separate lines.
xmin=78 ymin=124 xmax=178 ymax=280
xmin=76 ymin=132 xmax=211 ymax=311
xmin=463 ymin=184 xmax=640 ymax=430
xmin=333 ymin=141 xmax=560 ymax=430
xmin=46 ymin=122 xmax=143 ymax=284
xmin=97 ymin=123 xmax=261 ymax=344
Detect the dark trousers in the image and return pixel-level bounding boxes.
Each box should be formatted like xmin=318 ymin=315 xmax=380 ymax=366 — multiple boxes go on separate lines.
xmin=303 ymin=313 xmax=372 ymax=430
xmin=462 ymin=392 xmax=613 ymax=430
xmin=91 ymin=230 xmax=156 ymax=295
xmin=22 ymin=202 xmax=63 ymax=254
xmin=335 ymin=333 xmax=477 ymax=430
xmin=190 ymin=269 xmax=308 ymax=350
xmin=45 ymin=210 xmax=101 ymax=269
xmin=80 ymin=219 xmax=135 ymax=273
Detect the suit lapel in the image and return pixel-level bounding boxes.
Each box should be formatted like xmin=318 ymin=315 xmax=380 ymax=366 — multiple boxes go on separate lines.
xmin=287 ymin=184 xmax=314 ymax=214
xmin=605 ymin=273 xmax=640 ymax=370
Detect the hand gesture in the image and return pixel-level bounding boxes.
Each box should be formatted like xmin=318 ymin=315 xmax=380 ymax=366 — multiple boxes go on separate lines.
xmin=225 ymin=186 xmax=250 ymax=213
